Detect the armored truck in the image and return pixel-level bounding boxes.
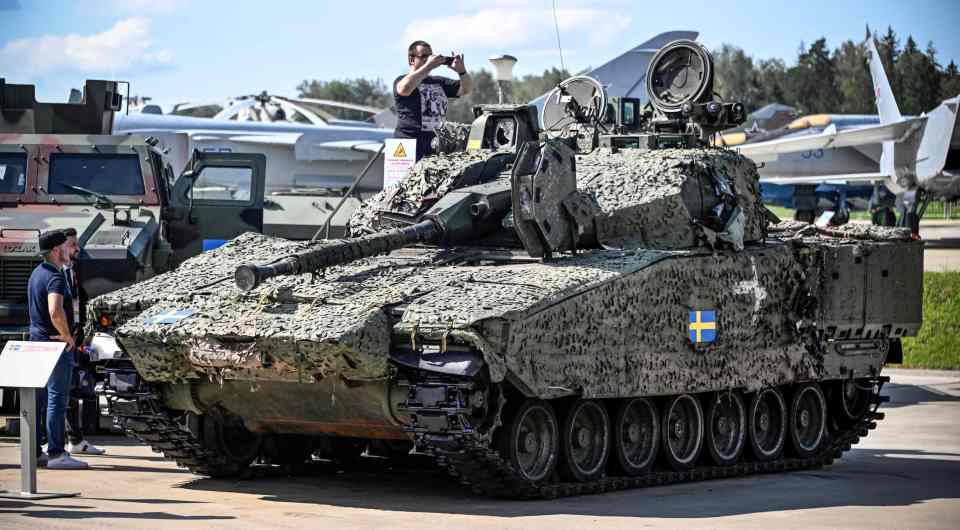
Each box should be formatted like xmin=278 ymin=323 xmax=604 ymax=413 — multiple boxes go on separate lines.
xmin=0 ymin=78 xmax=268 ymax=416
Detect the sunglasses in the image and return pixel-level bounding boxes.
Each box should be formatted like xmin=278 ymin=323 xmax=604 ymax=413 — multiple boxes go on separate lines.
xmin=409 ymin=53 xmax=431 ymax=59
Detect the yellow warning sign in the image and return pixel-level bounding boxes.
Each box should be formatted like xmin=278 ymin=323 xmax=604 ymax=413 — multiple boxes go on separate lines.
xmin=393 ymin=143 xmax=407 ymax=158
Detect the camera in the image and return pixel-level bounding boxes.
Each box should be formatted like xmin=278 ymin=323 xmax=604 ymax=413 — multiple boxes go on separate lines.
xmin=440 ymin=55 xmax=454 ymax=66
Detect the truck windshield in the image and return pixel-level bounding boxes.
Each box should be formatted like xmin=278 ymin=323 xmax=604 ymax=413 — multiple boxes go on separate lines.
xmin=49 ymin=153 xmax=145 ymax=196
xmin=0 ymin=152 xmax=28 ymax=194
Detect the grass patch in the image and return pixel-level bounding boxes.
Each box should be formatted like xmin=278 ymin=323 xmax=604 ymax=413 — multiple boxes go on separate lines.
xmin=766 ymin=202 xmax=960 ymax=222
xmin=899 ymin=271 xmax=960 ymax=369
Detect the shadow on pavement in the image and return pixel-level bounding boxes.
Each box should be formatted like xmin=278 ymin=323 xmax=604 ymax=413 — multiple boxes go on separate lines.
xmin=177 ymin=447 xmax=960 ymax=518
xmin=881 ymin=383 xmax=960 ymax=408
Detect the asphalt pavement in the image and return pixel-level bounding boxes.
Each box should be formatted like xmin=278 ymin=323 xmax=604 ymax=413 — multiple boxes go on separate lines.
xmin=0 ymin=368 xmax=958 ymax=529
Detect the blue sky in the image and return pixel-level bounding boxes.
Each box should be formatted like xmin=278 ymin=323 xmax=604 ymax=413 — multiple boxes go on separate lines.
xmin=1 ymin=0 xmax=958 ymax=111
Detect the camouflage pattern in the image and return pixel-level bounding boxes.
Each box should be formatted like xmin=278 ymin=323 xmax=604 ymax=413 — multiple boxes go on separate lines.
xmin=89 ymin=145 xmax=922 ymax=430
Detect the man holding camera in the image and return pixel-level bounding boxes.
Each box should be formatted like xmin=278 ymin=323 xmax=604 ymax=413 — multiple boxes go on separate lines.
xmin=394 ymin=40 xmax=473 ymax=160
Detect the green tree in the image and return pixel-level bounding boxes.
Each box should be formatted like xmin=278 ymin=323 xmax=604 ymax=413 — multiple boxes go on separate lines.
xmin=713 ymin=44 xmax=764 ymax=111
xmin=876 ymin=26 xmax=901 ymax=100
xmin=512 ymin=67 xmax=572 ymax=104
xmin=942 ymin=60 xmax=960 ymax=98
xmin=785 ymin=38 xmax=840 ymax=113
xmin=445 ymin=69 xmax=498 ymax=123
xmin=833 ymin=40 xmax=874 ymax=114
xmin=895 ymin=36 xmax=940 ymax=114
xmin=295 ymin=78 xmax=392 ymax=120
xmin=756 ymin=58 xmax=789 ymax=106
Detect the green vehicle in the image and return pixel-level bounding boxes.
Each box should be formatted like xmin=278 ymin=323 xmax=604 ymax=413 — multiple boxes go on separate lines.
xmin=0 ymin=79 xmax=267 ymax=417
xmin=92 ymin=43 xmax=921 ymax=498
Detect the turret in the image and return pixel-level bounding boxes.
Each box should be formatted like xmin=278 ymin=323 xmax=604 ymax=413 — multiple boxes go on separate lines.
xmin=235 ymin=39 xmax=764 ymax=291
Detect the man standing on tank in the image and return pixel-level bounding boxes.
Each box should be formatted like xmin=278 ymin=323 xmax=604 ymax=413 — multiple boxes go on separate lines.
xmin=394 ymin=40 xmax=473 ymax=160
xmin=27 ymin=230 xmax=89 ymax=469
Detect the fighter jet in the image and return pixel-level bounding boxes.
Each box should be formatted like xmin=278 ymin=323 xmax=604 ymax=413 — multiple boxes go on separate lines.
xmin=722 ymin=36 xmax=959 ymax=232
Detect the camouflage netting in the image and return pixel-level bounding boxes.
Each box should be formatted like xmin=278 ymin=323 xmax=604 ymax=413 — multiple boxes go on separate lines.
xmin=349 ymin=150 xmax=501 ymax=235
xmin=770 ymin=219 xmax=914 ymax=242
xmin=575 ymin=147 xmax=767 ymax=250
xmin=351 ymin=146 xmax=766 ymax=252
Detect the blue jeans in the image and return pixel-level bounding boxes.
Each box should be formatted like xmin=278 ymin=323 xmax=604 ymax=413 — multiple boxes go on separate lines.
xmin=32 ymin=348 xmax=75 ymax=458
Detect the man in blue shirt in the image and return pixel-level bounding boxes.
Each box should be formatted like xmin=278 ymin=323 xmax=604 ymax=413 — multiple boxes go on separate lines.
xmin=394 ymin=40 xmax=473 ymax=160
xmin=27 ymin=229 xmax=88 ymax=470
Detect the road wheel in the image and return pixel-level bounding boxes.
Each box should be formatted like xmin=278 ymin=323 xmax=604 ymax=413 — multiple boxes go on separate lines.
xmin=613 ymin=398 xmax=659 ymax=476
xmin=559 ymin=400 xmax=610 ymax=482
xmin=705 ymin=391 xmax=746 ymax=466
xmin=194 ymin=413 xmax=262 ymax=477
xmin=836 ymin=379 xmax=871 ymax=423
xmin=748 ymin=388 xmax=786 ymax=461
xmin=789 ymin=384 xmax=828 ymax=458
xmin=499 ymin=399 xmax=559 ymax=484
xmin=661 ymin=394 xmax=704 ymax=471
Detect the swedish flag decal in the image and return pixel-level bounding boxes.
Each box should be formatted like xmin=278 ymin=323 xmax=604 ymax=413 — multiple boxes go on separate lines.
xmin=689 ymin=310 xmax=717 ymax=343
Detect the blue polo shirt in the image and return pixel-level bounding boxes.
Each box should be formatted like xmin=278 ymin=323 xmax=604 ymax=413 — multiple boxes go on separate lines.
xmin=27 ymin=262 xmax=74 ymax=341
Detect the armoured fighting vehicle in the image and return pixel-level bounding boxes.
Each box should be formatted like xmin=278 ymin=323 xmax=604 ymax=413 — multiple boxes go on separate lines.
xmin=93 ymin=41 xmax=922 ymax=498
xmin=0 ymin=78 xmax=265 ymax=416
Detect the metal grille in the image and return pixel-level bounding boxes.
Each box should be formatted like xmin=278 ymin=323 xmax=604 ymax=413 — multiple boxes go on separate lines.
xmin=0 ymin=258 xmax=40 ymax=303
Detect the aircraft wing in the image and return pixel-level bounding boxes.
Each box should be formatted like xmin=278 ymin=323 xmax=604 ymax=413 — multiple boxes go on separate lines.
xmin=736 ymin=117 xmax=927 ymax=162
xmin=226 ymin=134 xmax=384 ymax=162
xmin=760 ymin=172 xmax=886 ymax=185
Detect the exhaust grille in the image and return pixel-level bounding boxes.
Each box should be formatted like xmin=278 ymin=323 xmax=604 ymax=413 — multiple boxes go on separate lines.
xmin=0 ymin=259 xmax=40 ymax=303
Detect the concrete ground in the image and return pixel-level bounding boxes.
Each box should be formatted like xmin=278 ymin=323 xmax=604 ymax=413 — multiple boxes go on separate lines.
xmin=920 ymin=220 xmax=960 ymax=271
xmin=1 ymin=369 xmax=958 ymax=529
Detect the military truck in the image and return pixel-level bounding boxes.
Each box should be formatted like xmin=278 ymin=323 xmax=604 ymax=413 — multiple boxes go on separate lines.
xmin=0 ymin=78 xmax=268 ymax=418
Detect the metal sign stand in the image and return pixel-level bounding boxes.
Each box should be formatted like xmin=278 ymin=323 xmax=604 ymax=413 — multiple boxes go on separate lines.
xmin=0 ymin=341 xmax=79 ymax=500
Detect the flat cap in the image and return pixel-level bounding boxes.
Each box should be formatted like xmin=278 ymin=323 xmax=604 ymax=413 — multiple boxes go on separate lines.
xmin=38 ymin=230 xmax=67 ymax=251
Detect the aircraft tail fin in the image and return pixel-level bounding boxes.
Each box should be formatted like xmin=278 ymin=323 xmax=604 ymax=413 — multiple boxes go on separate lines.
xmin=867 ymin=34 xmax=905 ymax=183
xmin=866 ymin=35 xmax=901 ymax=125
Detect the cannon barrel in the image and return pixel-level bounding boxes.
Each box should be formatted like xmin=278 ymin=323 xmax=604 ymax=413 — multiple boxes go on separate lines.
xmin=235 ymin=220 xmax=439 ymax=291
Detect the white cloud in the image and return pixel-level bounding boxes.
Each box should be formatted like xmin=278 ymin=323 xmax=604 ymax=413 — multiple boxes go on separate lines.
xmin=401 ymin=7 xmax=630 ymax=52
xmin=0 ymin=17 xmax=173 ymax=77
xmin=112 ymin=0 xmax=191 ymax=14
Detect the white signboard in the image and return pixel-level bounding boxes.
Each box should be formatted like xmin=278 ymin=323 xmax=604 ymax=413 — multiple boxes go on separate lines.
xmin=0 ymin=341 xmax=66 ymax=388
xmin=384 ymin=138 xmax=416 ymax=188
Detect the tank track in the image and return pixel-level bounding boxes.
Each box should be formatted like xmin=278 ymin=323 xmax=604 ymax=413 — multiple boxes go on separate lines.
xmin=104 ymin=374 xmax=887 ymax=499
xmin=414 ymin=377 xmax=889 ymax=499
xmin=105 ymin=387 xmax=246 ymax=477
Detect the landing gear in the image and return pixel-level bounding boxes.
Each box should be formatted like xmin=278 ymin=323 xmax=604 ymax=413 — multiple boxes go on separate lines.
xmin=499 ymin=399 xmax=559 ymax=484
xmin=613 ymin=398 xmax=659 ymax=476
xmin=661 ymin=394 xmax=704 ymax=471
xmin=872 ymin=207 xmax=897 ymax=227
xmin=705 ymin=392 xmax=746 ymax=466
xmin=747 ymin=388 xmax=786 ymax=461
xmin=789 ymin=384 xmax=827 ymax=458
xmin=794 ymin=210 xmax=816 ymax=224
xmin=559 ymin=400 xmax=610 ymax=482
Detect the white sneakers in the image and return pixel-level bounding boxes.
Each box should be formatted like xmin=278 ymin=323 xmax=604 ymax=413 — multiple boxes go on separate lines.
xmin=46 ymin=452 xmax=89 ymax=470
xmin=68 ymin=439 xmax=106 ymax=455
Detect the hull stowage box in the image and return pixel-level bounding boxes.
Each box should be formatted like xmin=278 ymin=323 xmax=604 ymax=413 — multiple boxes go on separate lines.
xmin=817 ymin=241 xmax=923 ymax=339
